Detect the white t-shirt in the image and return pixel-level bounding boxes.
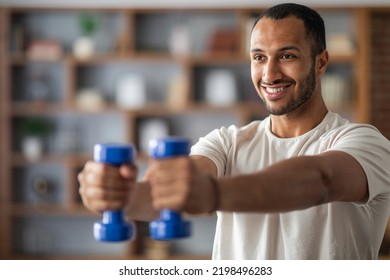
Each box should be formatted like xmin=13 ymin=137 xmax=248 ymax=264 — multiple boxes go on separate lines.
xmin=190 ymin=112 xmax=390 ymax=259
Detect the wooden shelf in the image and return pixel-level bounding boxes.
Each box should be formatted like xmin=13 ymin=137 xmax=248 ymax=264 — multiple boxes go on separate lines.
xmin=70 ymin=52 xmax=251 ymax=65
xmin=10 ymin=100 xmax=267 ymax=118
xmin=11 ymin=102 xmax=66 ymax=115
xmin=11 ymin=153 xmax=91 ymax=166
xmin=9 ymin=51 xmax=251 ymax=65
xmin=328 ymin=53 xmax=358 ymax=63
xmin=11 ymin=203 xmax=96 ymax=217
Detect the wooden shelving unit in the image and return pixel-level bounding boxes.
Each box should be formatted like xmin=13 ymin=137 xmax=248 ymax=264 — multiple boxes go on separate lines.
xmin=0 ymin=5 xmax=386 ymax=260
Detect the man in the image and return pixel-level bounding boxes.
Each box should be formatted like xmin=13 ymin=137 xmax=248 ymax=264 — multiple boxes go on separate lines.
xmin=78 ymin=3 xmax=390 ymax=259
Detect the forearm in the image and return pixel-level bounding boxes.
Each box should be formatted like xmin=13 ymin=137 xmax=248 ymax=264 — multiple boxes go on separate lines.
xmin=133 ymin=148 xmax=366 ymax=215
xmin=217 ymin=155 xmax=331 ymax=212
xmin=126 ymin=181 xmax=159 ymax=222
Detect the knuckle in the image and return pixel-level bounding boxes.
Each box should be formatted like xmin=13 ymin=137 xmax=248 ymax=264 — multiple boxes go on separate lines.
xmin=78 ymin=185 xmax=85 ymax=196
xmin=77 ymin=171 xmax=84 ymax=182
xmin=180 ymin=157 xmax=192 ymax=169
xmin=152 ymin=200 xmax=161 ymax=210
xmin=175 ymin=198 xmax=185 ymax=210
xmin=99 ymin=201 xmax=112 ymax=211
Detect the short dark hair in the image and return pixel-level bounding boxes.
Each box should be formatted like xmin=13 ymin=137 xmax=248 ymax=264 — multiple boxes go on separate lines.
xmin=253 ymin=3 xmax=326 ymax=56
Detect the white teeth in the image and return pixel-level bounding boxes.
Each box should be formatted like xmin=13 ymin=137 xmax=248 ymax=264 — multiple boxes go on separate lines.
xmin=266 ymin=87 xmax=286 ymax=94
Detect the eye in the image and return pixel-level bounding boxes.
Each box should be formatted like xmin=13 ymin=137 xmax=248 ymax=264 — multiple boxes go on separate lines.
xmin=252 ymin=54 xmax=266 ymax=62
xmin=280 ymin=53 xmax=296 ymax=60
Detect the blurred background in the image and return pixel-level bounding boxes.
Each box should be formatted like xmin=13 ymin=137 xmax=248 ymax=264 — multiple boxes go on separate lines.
xmin=0 ymin=0 xmax=389 ymax=260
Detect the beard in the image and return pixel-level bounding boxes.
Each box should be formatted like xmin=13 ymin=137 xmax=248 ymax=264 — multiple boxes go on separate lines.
xmin=260 ymin=62 xmax=316 ymax=116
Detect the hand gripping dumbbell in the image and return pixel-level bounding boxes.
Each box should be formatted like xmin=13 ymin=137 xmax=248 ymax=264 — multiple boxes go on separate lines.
xmin=93 ymin=143 xmax=136 ymax=242
xmin=149 ymin=137 xmax=192 ymax=240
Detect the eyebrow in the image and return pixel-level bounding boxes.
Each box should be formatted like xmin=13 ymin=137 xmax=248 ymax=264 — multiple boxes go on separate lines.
xmin=250 ymin=46 xmax=301 ymax=53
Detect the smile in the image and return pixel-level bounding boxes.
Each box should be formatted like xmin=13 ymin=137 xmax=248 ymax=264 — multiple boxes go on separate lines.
xmin=265 ymin=86 xmax=287 ymax=94
xmin=261 ymin=85 xmax=290 ymax=100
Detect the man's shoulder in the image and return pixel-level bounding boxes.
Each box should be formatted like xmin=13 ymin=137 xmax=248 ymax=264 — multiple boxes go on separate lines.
xmin=321 ymin=113 xmax=388 ymax=149
xmin=222 ymin=117 xmax=269 ymax=139
xmin=322 ymin=112 xmax=380 ymax=135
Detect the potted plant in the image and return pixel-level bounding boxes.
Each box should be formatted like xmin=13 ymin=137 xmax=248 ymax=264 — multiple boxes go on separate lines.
xmin=73 ymin=13 xmax=100 ymax=59
xmin=20 ymin=117 xmax=52 ymax=160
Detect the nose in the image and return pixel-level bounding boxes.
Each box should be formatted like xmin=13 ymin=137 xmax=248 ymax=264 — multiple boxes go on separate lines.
xmin=262 ymin=59 xmax=283 ymax=84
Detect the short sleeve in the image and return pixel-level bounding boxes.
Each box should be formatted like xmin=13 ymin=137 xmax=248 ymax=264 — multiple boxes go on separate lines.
xmin=330 ymin=125 xmax=390 ymax=203
xmin=190 ymin=125 xmax=236 ymax=177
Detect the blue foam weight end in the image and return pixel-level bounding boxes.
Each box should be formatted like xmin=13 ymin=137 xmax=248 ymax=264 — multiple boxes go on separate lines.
xmin=94 ymin=210 xmax=134 ymax=242
xmin=94 ymin=143 xmax=136 ymax=166
xmin=150 ymin=219 xmax=191 ymax=240
xmin=94 ymin=221 xmax=134 ymax=242
xmin=149 ymin=209 xmax=191 ymax=240
xmin=149 ymin=137 xmax=191 ymax=159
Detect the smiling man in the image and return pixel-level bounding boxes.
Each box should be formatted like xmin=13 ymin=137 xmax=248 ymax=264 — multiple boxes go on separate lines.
xmin=78 ymin=3 xmax=390 ymax=259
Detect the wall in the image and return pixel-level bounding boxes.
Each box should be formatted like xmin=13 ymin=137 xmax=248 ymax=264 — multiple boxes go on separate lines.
xmin=371 ymin=11 xmax=390 ymax=139
xmin=1 ymin=0 xmax=390 ymax=8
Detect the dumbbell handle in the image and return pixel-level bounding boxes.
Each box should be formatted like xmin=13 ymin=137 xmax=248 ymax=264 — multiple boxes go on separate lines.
xmin=149 ymin=137 xmax=192 ymax=240
xmin=93 ymin=143 xmax=136 ymax=242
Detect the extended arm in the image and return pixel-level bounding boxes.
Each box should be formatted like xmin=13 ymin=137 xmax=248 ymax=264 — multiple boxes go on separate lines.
xmin=79 ymin=148 xmax=368 ymax=219
xmin=149 ymin=150 xmax=368 ymax=214
xmin=217 ymin=151 xmax=368 ymax=212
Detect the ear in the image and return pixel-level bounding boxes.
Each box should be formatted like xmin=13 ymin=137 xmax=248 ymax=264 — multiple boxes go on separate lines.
xmin=316 ymin=50 xmax=329 ymax=76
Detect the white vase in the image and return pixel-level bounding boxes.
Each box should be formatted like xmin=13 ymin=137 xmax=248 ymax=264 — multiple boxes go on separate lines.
xmin=138 ymin=119 xmax=169 ymax=154
xmin=73 ymin=36 xmax=95 ymax=59
xmin=22 ymin=136 xmax=44 ymax=161
xmin=205 ymin=70 xmax=237 ymax=106
xmin=169 ymin=25 xmax=190 ymax=57
xmin=115 ymin=73 xmax=146 ymax=109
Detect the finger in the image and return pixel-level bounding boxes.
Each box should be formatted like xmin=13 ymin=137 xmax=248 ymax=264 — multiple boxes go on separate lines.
xmin=79 ymin=183 xmax=130 ymax=212
xmin=84 ymin=161 xmax=121 ymax=176
xmin=152 ymin=193 xmax=186 ymax=211
xmin=82 ymin=184 xmax=129 ymax=200
xmin=78 ymin=170 xmax=130 ymax=200
xmin=81 ymin=167 xmax=127 ymax=190
xmin=150 ymin=177 xmax=190 ymax=203
xmin=85 ymin=198 xmax=128 ymax=213
xmin=119 ymin=164 xmax=138 ymax=181
xmin=152 ymin=165 xmax=191 ymax=184
xmin=150 ymin=180 xmax=178 ymax=198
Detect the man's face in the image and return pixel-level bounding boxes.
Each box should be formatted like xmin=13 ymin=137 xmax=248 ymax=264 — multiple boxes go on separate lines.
xmin=250 ymin=16 xmax=319 ymax=116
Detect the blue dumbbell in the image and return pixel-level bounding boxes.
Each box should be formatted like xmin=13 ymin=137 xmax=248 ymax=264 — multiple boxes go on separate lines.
xmin=93 ymin=143 xmax=136 ymax=242
xmin=149 ymin=137 xmax=192 ymax=240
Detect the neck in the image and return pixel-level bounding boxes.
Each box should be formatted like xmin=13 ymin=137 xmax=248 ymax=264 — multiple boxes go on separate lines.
xmin=270 ymin=100 xmax=328 ymax=138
